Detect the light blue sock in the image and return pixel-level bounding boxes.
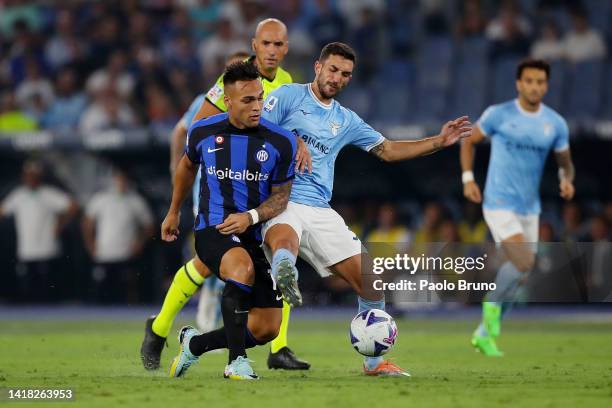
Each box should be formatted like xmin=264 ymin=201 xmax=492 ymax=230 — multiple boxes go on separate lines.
xmin=271 ymin=248 xmax=297 ymax=280
xmin=358 ymin=296 xmax=386 ymax=370
xmin=486 ymin=261 xmax=523 ymax=303
xmin=476 ymin=261 xmax=523 ymax=335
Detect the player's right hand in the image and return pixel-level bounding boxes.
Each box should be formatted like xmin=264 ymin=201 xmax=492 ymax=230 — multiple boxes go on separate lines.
xmin=161 ymin=212 xmax=180 ymax=242
xmin=463 ymin=181 xmax=482 ymax=203
xmin=295 ymin=137 xmax=312 ymax=174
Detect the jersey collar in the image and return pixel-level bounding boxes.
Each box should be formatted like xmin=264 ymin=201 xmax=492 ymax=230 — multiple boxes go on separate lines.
xmin=249 ymin=55 xmax=278 ymax=83
xmin=308 ymin=83 xmax=333 ymax=110
xmin=514 ymin=99 xmax=542 ymax=117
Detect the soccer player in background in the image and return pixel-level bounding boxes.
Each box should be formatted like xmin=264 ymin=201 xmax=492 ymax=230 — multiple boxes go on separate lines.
xmin=259 ymin=42 xmax=472 ymax=376
xmin=461 ymin=59 xmax=575 ymax=356
xmin=163 ymin=61 xmax=296 ymax=380
xmin=141 ymin=18 xmax=311 ymax=372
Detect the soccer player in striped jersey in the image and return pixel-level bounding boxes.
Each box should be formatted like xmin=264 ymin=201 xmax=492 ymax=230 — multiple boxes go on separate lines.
xmin=141 ymin=18 xmax=311 ymax=372
xmin=164 ymin=62 xmax=296 ymax=380
xmin=461 ymin=59 xmax=575 ymax=356
xmin=261 ymin=42 xmax=472 ymax=376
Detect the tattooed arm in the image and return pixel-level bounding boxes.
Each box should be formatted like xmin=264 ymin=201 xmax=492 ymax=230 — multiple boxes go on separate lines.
xmin=216 ymin=181 xmax=293 ymax=235
xmin=370 ymin=116 xmax=473 ymax=162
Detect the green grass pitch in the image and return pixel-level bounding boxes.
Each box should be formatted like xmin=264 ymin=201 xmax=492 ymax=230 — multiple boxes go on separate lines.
xmin=1 ymin=317 xmax=611 ymax=408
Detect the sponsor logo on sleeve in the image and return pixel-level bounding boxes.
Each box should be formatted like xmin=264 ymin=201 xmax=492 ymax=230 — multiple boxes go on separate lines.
xmin=263 ymin=96 xmax=278 ymax=113
xmin=207 ymin=84 xmax=223 ymax=102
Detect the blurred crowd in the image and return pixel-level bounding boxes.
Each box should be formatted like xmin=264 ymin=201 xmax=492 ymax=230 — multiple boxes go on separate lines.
xmin=0 ymin=0 xmax=610 ymax=304
xmin=1 ymin=0 xmax=612 ymax=134
xmin=347 ymin=200 xmax=611 ymax=245
xmin=0 ymin=157 xmax=609 ymax=304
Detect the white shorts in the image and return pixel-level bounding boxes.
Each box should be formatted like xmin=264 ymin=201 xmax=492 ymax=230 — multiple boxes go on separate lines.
xmin=261 ymin=202 xmax=363 ymax=278
xmin=483 ymin=208 xmax=539 ymax=251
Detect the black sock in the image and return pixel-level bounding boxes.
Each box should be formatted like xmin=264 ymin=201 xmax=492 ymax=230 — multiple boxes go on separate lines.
xmin=221 ymin=279 xmax=252 ymax=363
xmin=189 ymin=327 xmax=263 ymax=356
xmin=189 ymin=328 xmax=227 ymax=356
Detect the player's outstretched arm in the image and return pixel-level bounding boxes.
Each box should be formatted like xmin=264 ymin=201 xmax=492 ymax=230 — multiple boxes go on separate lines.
xmin=370 ymin=116 xmax=472 ymax=162
xmin=161 ymin=155 xmax=198 ymax=242
xmin=555 ymin=149 xmax=576 ymax=200
xmin=460 ymin=125 xmax=486 ymax=203
xmin=216 ymin=181 xmax=292 ymax=235
xmin=169 ymin=120 xmax=188 ymax=179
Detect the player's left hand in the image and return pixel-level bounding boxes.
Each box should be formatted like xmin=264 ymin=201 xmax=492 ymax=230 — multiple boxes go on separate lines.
xmin=439 ymin=116 xmax=472 ymax=147
xmin=295 ymin=137 xmax=312 ymax=174
xmin=217 ymin=213 xmax=251 ymax=235
xmin=559 ymin=178 xmax=575 ymax=200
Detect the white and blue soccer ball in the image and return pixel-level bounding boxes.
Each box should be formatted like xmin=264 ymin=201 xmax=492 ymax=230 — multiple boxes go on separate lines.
xmin=349 ymin=309 xmax=398 ymax=357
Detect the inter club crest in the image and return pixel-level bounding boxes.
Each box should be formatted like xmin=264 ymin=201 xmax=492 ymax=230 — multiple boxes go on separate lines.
xmin=256 ymin=149 xmax=269 ymax=163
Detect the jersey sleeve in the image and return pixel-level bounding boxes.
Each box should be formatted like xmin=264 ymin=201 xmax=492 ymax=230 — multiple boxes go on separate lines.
xmin=44 ymin=187 xmax=71 ymax=213
xmin=261 ymin=85 xmax=295 ymax=125
xmin=1 ymin=189 xmax=20 ymax=215
xmin=85 ymin=194 xmax=103 ymax=218
xmin=553 ymin=116 xmax=570 ymax=152
xmin=204 ymin=74 xmax=227 ymax=112
xmin=270 ymin=131 xmax=297 ymax=186
xmin=477 ymin=105 xmax=502 ymax=137
xmin=348 ymin=111 xmax=385 ymax=152
xmin=181 ymin=95 xmax=205 ymax=127
xmin=132 ymin=195 xmax=154 ymax=226
xmin=185 ymin=125 xmax=203 ymax=164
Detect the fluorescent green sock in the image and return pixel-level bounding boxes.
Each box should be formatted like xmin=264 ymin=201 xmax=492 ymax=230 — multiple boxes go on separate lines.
xmin=482 ymin=301 xmax=502 ymax=338
xmin=270 ymin=301 xmax=291 ymax=353
xmin=152 ymin=259 xmax=204 ymax=338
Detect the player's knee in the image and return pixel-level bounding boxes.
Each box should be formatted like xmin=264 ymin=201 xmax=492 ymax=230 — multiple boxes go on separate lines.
xmin=192 ymin=257 xmax=212 ymax=278
xmin=221 ymin=257 xmax=254 ymax=284
xmin=272 ymin=238 xmax=298 ymax=255
xmin=265 ymin=225 xmax=299 ymax=254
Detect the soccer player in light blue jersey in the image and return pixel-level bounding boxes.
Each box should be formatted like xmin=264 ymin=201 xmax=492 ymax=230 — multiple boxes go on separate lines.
xmin=258 ymin=42 xmax=472 ymax=376
xmin=460 ymin=59 xmax=576 ymax=357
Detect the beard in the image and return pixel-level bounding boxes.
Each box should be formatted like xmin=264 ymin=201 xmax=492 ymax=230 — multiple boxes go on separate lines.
xmin=526 ymin=94 xmax=543 ymax=106
xmin=316 ymin=76 xmax=341 ymax=99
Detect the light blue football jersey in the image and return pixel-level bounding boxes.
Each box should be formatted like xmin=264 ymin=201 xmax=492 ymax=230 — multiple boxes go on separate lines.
xmin=262 ymin=83 xmax=385 ymax=207
xmin=478 ymin=99 xmax=569 ymax=215
xmin=179 ymin=94 xmax=206 ymax=214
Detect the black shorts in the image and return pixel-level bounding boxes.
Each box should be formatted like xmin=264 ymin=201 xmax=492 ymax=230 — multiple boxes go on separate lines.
xmin=194 ymin=226 xmax=282 ymax=309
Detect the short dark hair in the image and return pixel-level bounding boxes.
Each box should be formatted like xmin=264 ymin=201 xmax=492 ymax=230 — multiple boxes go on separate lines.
xmin=516 ymin=58 xmax=550 ymax=80
xmin=319 ymin=42 xmax=356 ymax=63
xmin=222 ymin=61 xmax=260 ymax=87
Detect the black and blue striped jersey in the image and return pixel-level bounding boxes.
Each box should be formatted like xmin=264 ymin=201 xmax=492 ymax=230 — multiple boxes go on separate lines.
xmin=185 ymin=112 xmax=296 ymax=241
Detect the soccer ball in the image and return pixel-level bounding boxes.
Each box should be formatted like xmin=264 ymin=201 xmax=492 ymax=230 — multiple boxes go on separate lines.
xmin=349 ymin=309 xmax=398 ymax=357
